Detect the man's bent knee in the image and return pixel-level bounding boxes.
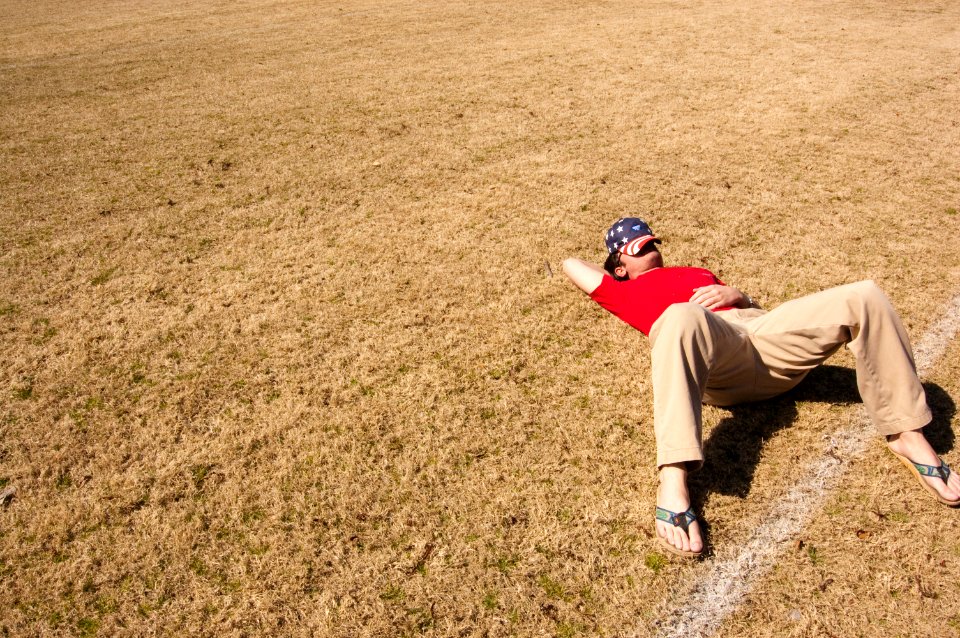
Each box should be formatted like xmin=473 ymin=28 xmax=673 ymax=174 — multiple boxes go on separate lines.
xmin=849 ymin=279 xmax=892 ymax=309
xmin=649 ymin=303 xmax=715 ymax=344
xmin=654 ymin=303 xmax=710 ymax=335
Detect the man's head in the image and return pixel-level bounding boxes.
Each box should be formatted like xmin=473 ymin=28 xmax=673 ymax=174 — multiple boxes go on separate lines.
xmin=603 ymin=217 xmax=663 ymax=281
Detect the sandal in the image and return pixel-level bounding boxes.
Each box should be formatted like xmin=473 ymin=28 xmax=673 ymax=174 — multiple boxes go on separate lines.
xmin=889 ymin=449 xmax=960 ymax=507
xmin=655 ymin=505 xmax=703 ymax=557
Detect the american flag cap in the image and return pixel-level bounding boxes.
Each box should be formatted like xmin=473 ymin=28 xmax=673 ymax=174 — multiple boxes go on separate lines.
xmin=603 ymin=217 xmax=661 ymax=255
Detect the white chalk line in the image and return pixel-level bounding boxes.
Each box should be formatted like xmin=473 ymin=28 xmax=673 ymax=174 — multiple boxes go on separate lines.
xmin=649 ymin=292 xmax=960 ymax=638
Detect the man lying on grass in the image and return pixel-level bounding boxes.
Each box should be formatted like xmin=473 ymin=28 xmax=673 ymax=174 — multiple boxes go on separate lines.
xmin=563 ymin=217 xmax=960 ymax=557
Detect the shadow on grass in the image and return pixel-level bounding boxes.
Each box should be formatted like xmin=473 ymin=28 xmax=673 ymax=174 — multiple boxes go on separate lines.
xmin=689 ymin=365 xmax=956 ymax=508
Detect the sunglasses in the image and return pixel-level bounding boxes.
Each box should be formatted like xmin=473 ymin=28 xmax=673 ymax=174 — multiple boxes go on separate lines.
xmin=618 ymin=242 xmax=660 ymax=263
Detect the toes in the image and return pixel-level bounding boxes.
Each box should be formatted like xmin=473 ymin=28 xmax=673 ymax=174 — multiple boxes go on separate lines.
xmin=674 ymin=528 xmax=689 ymax=551
xmin=665 ymin=525 xmax=682 ymax=549
xmin=934 ymin=470 xmax=960 ymax=500
xmin=688 ymin=527 xmax=704 ymax=552
xmin=658 ymin=523 xmax=687 ymax=550
xmin=931 ymin=481 xmax=959 ymax=503
xmin=948 ymin=470 xmax=960 ymax=490
xmin=687 ymin=523 xmax=703 ymax=552
xmin=943 ymin=476 xmax=960 ymax=501
xmin=656 ymin=522 xmax=674 ymax=545
xmin=656 ymin=513 xmax=704 ymax=553
xmin=676 ymin=535 xmax=688 ymax=551
xmin=670 ymin=524 xmax=698 ymax=552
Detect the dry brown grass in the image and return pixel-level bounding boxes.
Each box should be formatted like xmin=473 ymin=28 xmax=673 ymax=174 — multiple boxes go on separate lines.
xmin=2 ymin=0 xmax=960 ymax=635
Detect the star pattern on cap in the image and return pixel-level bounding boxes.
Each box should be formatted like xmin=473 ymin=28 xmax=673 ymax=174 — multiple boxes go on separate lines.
xmin=604 ymin=217 xmax=655 ymax=254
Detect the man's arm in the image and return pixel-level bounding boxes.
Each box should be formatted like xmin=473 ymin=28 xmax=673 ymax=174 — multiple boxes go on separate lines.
xmin=562 ymin=258 xmax=605 ymax=294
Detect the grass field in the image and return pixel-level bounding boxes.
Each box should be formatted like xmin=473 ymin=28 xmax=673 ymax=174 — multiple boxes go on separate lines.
xmin=2 ymin=0 xmax=960 ymax=635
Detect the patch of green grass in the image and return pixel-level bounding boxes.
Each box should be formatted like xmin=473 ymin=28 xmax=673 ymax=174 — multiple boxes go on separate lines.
xmin=0 ymin=477 xmax=8 ymax=490
xmin=946 ymin=207 xmax=957 ymax=216
xmin=482 ymin=591 xmax=498 ymax=609
xmin=888 ymin=511 xmax=910 ymax=523
xmin=538 ymin=574 xmax=570 ymax=601
xmin=557 ymin=622 xmax=585 ymax=638
xmin=219 ymin=577 xmax=242 ymax=593
xmin=645 ymin=552 xmax=667 ymax=573
xmin=494 ymin=554 xmax=520 ymax=573
xmin=806 ymin=544 xmax=822 ymax=565
xmin=190 ymin=557 xmax=207 ymax=576
xmin=13 ymin=381 xmax=33 ymax=400
xmin=380 ymin=584 xmax=404 ymax=602
xmin=47 ymin=611 xmax=62 ymax=628
xmin=56 ymin=473 xmax=72 ymax=490
xmin=77 ymin=617 xmax=100 ymax=637
xmin=190 ymin=464 xmax=214 ymax=488
xmin=94 ymin=595 xmax=118 ymax=615
xmin=32 ymin=317 xmax=58 ymax=343
xmin=242 ymin=507 xmax=266 ymax=524
xmin=69 ymin=407 xmax=89 ymax=428
xmin=90 ymin=266 xmax=118 ymax=286
xmin=534 ymin=544 xmax=555 ymax=559
xmin=0 ymin=301 xmax=18 ymax=316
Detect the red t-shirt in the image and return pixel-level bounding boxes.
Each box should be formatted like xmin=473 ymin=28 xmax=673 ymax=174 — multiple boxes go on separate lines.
xmin=589 ymin=267 xmax=732 ymax=335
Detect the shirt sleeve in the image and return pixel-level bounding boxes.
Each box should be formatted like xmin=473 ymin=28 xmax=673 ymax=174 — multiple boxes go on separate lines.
xmin=588 ymin=275 xmax=627 ymax=316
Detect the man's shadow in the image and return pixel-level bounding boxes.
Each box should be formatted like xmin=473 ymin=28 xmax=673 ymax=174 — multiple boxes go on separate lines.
xmin=688 ymin=365 xmax=956 ymax=508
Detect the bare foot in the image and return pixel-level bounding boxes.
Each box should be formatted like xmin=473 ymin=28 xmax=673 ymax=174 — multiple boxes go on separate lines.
xmin=887 ymin=429 xmax=960 ymax=503
xmin=656 ymin=463 xmax=704 ymax=554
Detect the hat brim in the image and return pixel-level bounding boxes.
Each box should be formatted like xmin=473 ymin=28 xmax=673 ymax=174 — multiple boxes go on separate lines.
xmin=621 ymin=235 xmax=660 ymax=256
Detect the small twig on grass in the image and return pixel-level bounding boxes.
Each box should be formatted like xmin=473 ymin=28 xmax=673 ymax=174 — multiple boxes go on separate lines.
xmin=408 ymin=541 xmax=435 ymax=575
xmin=915 ymin=574 xmax=938 ymax=599
xmin=543 ymin=261 xmax=553 ymax=278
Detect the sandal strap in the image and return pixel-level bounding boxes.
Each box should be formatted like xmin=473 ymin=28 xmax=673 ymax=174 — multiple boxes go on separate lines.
xmin=655 ymin=506 xmax=697 ymax=534
xmin=913 ymin=458 xmax=952 ymax=483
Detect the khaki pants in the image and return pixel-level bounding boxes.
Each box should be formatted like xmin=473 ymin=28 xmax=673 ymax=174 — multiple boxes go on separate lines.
xmin=647 ymin=280 xmax=931 ymax=468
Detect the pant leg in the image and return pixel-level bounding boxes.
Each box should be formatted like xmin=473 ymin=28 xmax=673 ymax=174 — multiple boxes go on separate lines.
xmin=648 ymin=303 xmax=757 ymax=468
xmin=744 ymin=280 xmax=931 ymax=435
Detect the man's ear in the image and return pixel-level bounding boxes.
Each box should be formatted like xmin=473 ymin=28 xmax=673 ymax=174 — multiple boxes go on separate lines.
xmin=614 ymin=265 xmax=627 ymax=279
